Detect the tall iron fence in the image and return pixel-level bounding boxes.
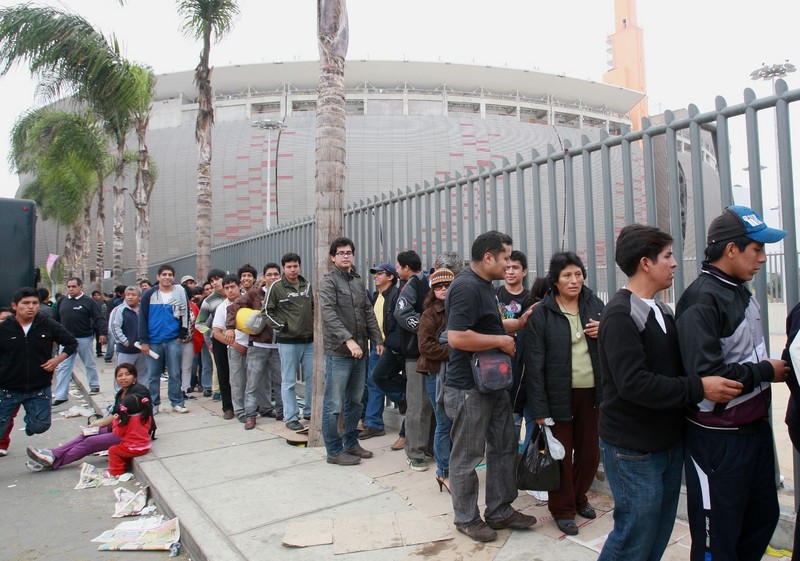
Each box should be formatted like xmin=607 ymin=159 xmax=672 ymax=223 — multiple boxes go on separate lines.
xmin=123 ymin=80 xmax=800 ymax=346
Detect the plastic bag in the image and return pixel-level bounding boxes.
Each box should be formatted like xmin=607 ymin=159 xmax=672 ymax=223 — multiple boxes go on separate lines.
xmin=516 ymin=425 xmax=561 ymax=491
xmin=544 ymin=425 xmax=565 ymax=460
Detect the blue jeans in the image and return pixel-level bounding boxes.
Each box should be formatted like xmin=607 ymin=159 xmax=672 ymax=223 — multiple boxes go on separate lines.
xmin=322 ymin=354 xmax=367 ymax=456
xmin=53 ymin=336 xmax=101 ymax=400
xmin=363 ymin=348 xmax=386 ymax=429
xmin=278 ymin=342 xmax=313 ymax=422
xmin=104 ymin=328 xmax=115 ymax=360
xmin=0 ymin=386 xmax=52 ymax=442
xmin=597 ymin=438 xmax=684 ymax=561
xmin=145 ymin=339 xmax=183 ymax=407
xmin=425 ymin=374 xmax=452 ymax=478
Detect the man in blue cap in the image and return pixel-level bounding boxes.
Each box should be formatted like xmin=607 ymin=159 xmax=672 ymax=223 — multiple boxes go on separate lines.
xmin=676 ymin=205 xmax=790 ymax=561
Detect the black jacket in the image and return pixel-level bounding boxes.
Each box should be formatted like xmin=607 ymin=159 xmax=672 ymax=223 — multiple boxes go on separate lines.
xmin=524 ymin=287 xmax=604 ymax=421
xmin=372 ymin=284 xmax=400 ymax=345
xmin=0 ymin=313 xmax=78 ymax=392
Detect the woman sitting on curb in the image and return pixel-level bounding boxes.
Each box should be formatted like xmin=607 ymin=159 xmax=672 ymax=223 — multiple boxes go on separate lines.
xmin=26 ymin=363 xmax=152 ymax=471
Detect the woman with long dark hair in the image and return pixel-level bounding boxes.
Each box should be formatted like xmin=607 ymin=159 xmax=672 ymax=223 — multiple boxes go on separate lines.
xmin=524 ymin=252 xmax=604 ymax=536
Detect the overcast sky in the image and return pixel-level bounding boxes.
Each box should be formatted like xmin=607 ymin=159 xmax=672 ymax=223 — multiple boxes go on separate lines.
xmin=0 ymin=0 xmax=796 ymax=209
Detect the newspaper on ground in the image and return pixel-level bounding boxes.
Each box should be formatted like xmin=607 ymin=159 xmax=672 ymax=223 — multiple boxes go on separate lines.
xmin=75 ymin=462 xmax=118 ymax=489
xmin=112 ymin=486 xmax=150 ymax=517
xmin=60 ymin=405 xmax=96 ymax=418
xmin=92 ymin=517 xmax=180 ymax=551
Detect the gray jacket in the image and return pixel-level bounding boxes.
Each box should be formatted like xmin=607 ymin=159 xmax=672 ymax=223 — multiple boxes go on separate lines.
xmin=319 ymin=266 xmax=382 ymax=356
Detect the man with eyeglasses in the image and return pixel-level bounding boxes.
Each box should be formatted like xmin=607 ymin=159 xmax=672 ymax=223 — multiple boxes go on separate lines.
xmin=264 ymin=253 xmax=314 ymax=431
xmin=319 ymin=237 xmax=384 ymax=465
xmin=52 ymin=277 xmax=107 ymax=405
xmin=226 ymin=262 xmax=284 ymax=429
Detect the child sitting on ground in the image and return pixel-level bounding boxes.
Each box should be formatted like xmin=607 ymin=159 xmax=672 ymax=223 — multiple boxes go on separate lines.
xmin=105 ymin=393 xmax=153 ymax=478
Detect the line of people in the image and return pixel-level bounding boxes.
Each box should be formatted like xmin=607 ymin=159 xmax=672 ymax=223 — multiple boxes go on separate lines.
xmin=0 ymin=203 xmax=795 ymax=561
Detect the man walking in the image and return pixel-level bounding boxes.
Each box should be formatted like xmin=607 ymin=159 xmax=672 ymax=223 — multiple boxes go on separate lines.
xmin=676 ymin=206 xmax=789 ymax=561
xmin=319 ymin=237 xmax=384 ymax=465
xmin=0 ymin=287 xmax=77 ymax=453
xmin=264 ymin=253 xmax=314 ymax=431
xmin=139 ymin=265 xmax=191 ymax=415
xmin=597 ymin=224 xmax=742 ymax=561
xmin=443 ymin=230 xmax=535 ymax=542
xmin=52 ymin=277 xmax=106 ymax=405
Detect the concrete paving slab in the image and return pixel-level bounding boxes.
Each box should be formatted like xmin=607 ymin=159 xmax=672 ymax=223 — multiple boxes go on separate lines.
xmin=146 ymin=417 xmax=279 ymax=459
xmin=282 ymin=519 xmax=334 ymax=547
xmin=333 ymin=512 xmax=403 ymax=554
xmin=494 ymin=527 xmax=600 ymax=561
xmin=231 ymin=488 xmax=417 ymax=561
xmin=190 ymin=462 xmax=394 ymax=535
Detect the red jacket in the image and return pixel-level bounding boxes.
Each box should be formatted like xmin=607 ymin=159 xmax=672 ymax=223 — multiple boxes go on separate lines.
xmin=113 ymin=415 xmax=152 ymax=451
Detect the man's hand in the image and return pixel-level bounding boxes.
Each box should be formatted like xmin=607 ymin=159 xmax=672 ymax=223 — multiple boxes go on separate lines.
xmin=499 ymin=334 xmax=516 ymax=357
xmin=701 ymin=376 xmax=743 ymax=403
xmin=98 ymin=335 xmax=107 ymax=345
xmin=232 ymin=342 xmax=247 ymax=356
xmin=140 ymin=343 xmax=150 ymax=357
xmin=345 ymin=339 xmax=363 ymax=359
xmin=41 ymin=357 xmax=60 ymax=372
xmin=375 ymin=344 xmax=385 ymax=356
xmin=766 ymin=358 xmax=790 ymax=383
xmin=224 ymin=329 xmax=235 ymax=346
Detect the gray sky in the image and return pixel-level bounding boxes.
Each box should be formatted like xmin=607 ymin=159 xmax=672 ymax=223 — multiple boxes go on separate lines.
xmin=0 ymin=0 xmax=796 ymax=209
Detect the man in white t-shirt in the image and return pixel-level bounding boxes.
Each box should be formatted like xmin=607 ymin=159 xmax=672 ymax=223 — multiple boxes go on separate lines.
xmin=212 ymin=274 xmax=244 ymax=421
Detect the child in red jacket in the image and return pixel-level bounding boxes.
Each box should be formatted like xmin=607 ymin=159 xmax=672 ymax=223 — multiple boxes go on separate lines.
xmin=105 ymin=393 xmax=153 ymax=478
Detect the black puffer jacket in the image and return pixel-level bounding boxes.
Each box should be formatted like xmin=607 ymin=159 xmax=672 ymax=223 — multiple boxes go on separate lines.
xmin=524 ymin=287 xmax=604 ymax=421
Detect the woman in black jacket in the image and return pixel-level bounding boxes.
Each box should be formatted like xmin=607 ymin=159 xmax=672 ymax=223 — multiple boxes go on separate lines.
xmin=524 ymin=252 xmax=604 ymax=536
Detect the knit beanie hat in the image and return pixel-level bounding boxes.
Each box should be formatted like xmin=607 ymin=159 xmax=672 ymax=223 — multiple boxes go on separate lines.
xmin=429 ymin=268 xmax=455 ymax=286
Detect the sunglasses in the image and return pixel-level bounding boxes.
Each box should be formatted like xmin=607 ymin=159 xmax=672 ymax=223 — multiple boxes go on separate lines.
xmin=432 ymin=283 xmax=451 ymax=290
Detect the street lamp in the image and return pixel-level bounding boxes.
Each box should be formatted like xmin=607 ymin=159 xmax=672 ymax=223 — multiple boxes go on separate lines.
xmin=749 ymin=61 xmax=795 ymax=230
xmin=251 ymin=118 xmax=287 ymax=230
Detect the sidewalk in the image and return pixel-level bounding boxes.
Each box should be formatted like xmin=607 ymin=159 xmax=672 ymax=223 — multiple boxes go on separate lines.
xmin=72 ymin=357 xmax=794 ymax=561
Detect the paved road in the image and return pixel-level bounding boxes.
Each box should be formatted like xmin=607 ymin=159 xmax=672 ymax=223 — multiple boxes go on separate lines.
xmin=0 ymin=383 xmax=189 ymax=561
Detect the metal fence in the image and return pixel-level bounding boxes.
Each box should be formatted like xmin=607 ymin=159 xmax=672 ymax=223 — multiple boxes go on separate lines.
xmin=125 ymin=80 xmax=800 ymax=346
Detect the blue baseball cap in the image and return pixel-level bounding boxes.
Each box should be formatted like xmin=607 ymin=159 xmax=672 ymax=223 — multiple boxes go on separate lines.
xmin=707 ymin=205 xmax=787 ymax=245
xmin=369 ymin=263 xmax=397 ymax=278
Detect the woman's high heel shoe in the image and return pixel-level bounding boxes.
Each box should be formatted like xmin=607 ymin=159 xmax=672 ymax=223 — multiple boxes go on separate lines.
xmin=436 ymin=475 xmax=451 ymax=494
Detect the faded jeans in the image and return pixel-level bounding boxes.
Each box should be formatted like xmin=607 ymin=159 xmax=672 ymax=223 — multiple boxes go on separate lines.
xmin=278 ymin=342 xmax=313 ymax=423
xmin=0 ymin=386 xmax=52 ymax=443
xmin=425 ymin=373 xmax=452 ymax=478
xmin=145 ymin=339 xmax=183 ymax=408
xmin=322 ymin=354 xmax=366 ymax=456
xmin=53 ymin=336 xmax=101 ymax=400
xmin=244 ymin=346 xmax=282 ymax=418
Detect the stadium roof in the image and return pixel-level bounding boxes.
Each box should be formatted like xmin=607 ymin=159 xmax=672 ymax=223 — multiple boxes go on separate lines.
xmin=155 ymin=60 xmax=644 ymax=115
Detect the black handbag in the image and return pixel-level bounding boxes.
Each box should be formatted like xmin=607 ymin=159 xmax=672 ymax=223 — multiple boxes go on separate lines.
xmin=516 ymin=425 xmax=561 ymax=491
xmin=471 ymin=349 xmax=513 ymax=393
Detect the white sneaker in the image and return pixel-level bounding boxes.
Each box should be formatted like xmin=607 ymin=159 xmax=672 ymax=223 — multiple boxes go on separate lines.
xmin=172 ymin=405 xmax=189 ymax=414
xmin=0 ymin=449 xmax=7 ymax=457
xmin=26 ymin=460 xmax=45 ymax=472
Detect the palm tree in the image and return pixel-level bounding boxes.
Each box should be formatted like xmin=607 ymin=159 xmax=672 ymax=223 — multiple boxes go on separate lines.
xmin=177 ymin=0 xmax=240 ymax=282
xmin=308 ymin=0 xmax=349 ymax=448
xmin=9 ymin=108 xmax=111 ymax=278
xmin=0 ymin=4 xmax=142 ymax=283
xmin=129 ymin=64 xmax=159 ymax=281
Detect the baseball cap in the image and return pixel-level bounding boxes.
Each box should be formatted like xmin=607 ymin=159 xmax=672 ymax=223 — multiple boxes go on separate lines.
xmin=369 ymin=263 xmax=397 ymax=278
xmin=707 ymin=205 xmax=787 ymax=245
xmin=180 ymin=275 xmax=196 ymax=284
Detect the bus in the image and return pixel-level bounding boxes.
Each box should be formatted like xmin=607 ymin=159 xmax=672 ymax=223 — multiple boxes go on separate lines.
xmin=0 ymin=198 xmax=38 ymax=307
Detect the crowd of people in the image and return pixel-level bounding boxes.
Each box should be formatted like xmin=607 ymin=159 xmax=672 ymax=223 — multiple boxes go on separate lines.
xmin=0 ymin=204 xmax=797 ymax=561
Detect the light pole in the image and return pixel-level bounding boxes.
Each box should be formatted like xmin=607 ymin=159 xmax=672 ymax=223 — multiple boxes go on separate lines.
xmin=750 ymin=61 xmax=795 ymax=230
xmin=251 ymin=118 xmax=287 ymax=230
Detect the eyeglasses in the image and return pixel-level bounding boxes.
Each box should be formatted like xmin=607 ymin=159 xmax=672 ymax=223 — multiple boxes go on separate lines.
xmin=433 ymin=283 xmax=451 ymax=290
xmin=335 ymin=251 xmax=353 ymax=257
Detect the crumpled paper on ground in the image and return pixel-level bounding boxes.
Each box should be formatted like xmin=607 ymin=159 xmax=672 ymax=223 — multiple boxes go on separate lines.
xmin=112 ymin=486 xmax=150 ymax=517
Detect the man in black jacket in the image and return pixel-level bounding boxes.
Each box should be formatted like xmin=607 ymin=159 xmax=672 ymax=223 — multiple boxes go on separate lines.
xmin=359 ymin=263 xmax=401 ymax=440
xmin=52 ymin=277 xmax=106 ymax=404
xmin=0 ymin=287 xmax=77 ymax=455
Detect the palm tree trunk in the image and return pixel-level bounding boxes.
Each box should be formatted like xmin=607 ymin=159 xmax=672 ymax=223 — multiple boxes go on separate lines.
xmin=81 ymin=195 xmax=92 ymax=285
xmin=112 ymin=139 xmax=126 ymax=283
xmin=309 ymin=0 xmax=349 ymax=448
xmin=134 ymin=112 xmax=154 ymax=282
xmin=194 ymin=30 xmax=214 ymax=283
xmin=95 ymin=175 xmax=105 ymax=291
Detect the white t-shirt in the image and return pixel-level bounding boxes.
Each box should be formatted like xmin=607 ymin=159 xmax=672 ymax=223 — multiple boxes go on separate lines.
xmin=213 ymin=299 xmax=249 ymax=346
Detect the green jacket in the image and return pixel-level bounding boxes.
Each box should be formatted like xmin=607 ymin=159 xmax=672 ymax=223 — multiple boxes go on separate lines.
xmin=264 ymin=274 xmax=314 ymax=343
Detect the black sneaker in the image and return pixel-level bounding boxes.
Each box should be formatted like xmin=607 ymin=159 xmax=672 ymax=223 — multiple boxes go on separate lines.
xmin=286 ymin=420 xmax=304 ymax=431
xmin=555 ymin=518 xmax=579 ymax=536
xmin=487 ymin=510 xmax=537 ymax=530
xmin=89 ymin=388 xmax=100 ymax=395
xmin=326 ymin=452 xmax=361 ymax=466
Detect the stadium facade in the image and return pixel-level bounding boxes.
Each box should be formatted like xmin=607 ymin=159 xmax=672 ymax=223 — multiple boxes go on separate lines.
xmin=29 ymin=60 xmax=719 ymax=274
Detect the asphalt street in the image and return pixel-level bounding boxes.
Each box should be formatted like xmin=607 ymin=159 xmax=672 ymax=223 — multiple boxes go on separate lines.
xmin=0 ymin=382 xmax=190 ymax=561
